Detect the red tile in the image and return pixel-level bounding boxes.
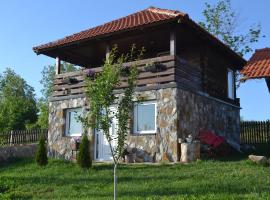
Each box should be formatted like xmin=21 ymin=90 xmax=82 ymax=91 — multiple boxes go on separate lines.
xmin=241 ymin=48 xmax=270 ymax=79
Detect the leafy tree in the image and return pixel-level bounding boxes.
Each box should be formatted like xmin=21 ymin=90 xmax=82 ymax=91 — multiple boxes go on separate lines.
xmin=37 ymin=62 xmax=78 ymax=128
xmin=77 ymin=134 xmax=92 ymax=169
xmin=35 ymin=136 xmax=48 ymax=166
xmin=199 ymin=0 xmax=262 ymax=56
xmin=82 ymin=46 xmax=142 ymax=199
xmin=0 ymin=68 xmax=38 ymax=132
xmin=199 ymin=0 xmax=263 ymax=87
xmin=40 ymin=62 xmax=78 ymax=102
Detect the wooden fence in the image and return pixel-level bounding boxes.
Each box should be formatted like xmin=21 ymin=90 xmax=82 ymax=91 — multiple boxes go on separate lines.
xmin=240 ymin=121 xmax=270 ymax=144
xmin=0 ymin=129 xmax=48 ymax=146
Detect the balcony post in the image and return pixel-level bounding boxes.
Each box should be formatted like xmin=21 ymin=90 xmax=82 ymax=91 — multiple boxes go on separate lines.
xmin=170 ymin=30 xmax=176 ymax=56
xmin=106 ymin=44 xmax=110 ymax=59
xmin=55 ymin=56 xmax=61 ymax=75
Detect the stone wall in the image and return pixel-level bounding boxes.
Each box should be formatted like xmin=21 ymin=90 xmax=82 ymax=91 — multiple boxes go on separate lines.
xmin=48 ymin=88 xmax=179 ymax=162
xmin=0 ymin=144 xmax=37 ymax=163
xmin=126 ymin=87 xmax=178 ymax=162
xmin=47 ymin=87 xmax=240 ymax=163
xmin=177 ymin=89 xmax=240 ymax=143
xmin=48 ymin=97 xmax=93 ymax=160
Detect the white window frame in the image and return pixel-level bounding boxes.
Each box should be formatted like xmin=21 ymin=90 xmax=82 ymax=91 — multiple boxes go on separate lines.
xmin=65 ymin=107 xmax=82 ymax=137
xmin=227 ymin=68 xmax=235 ymax=100
xmin=133 ymin=101 xmax=157 ymax=134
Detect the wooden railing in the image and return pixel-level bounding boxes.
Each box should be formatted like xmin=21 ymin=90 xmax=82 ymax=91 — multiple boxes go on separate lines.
xmin=0 ymin=129 xmax=48 ymax=147
xmin=52 ymin=55 xmax=176 ymax=98
xmin=240 ymin=121 xmax=270 ymax=144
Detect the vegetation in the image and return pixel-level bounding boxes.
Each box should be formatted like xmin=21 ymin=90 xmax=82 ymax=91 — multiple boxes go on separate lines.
xmin=37 ymin=62 xmax=78 ymax=129
xmin=82 ymin=46 xmax=142 ymax=199
xmin=0 ymin=68 xmax=38 ymax=132
xmin=199 ymin=0 xmax=263 ymax=87
xmin=77 ymin=134 xmax=92 ymax=169
xmin=0 ymin=157 xmax=270 ymax=199
xmin=199 ymin=0 xmax=262 ymax=56
xmin=35 ymin=137 xmax=48 ymax=166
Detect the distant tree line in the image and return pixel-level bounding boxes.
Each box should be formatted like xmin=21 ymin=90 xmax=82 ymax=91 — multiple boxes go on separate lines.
xmin=0 ymin=63 xmax=77 ymax=132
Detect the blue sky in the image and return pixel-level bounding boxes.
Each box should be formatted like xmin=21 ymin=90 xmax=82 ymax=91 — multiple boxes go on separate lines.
xmin=0 ymin=0 xmax=269 ymax=120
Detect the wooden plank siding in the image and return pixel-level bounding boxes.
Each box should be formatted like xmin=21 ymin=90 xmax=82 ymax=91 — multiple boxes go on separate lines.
xmin=175 ymin=56 xmax=202 ymax=92
xmin=51 ymin=54 xmax=240 ymax=106
xmin=52 ymin=55 xmax=177 ymax=97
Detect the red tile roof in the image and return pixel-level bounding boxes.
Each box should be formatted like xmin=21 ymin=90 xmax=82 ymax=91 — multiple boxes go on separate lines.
xmin=33 ymin=7 xmax=245 ymax=66
xmin=33 ymin=7 xmax=187 ymax=53
xmin=241 ymin=48 xmax=270 ymax=79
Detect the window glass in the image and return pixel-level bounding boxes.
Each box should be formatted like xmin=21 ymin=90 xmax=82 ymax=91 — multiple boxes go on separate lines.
xmin=65 ymin=108 xmax=82 ymax=136
xmin=227 ymin=69 xmax=235 ymax=99
xmin=134 ymin=102 xmax=156 ymax=133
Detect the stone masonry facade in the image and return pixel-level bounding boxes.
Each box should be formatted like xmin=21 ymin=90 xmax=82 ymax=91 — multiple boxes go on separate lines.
xmin=48 ymin=87 xmax=240 ymax=162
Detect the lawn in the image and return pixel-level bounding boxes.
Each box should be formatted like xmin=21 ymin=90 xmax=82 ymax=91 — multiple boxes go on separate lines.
xmin=0 ymin=156 xmax=270 ymax=200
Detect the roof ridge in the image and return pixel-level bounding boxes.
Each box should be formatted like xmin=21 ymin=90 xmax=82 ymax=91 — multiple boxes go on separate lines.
xmin=147 ymin=6 xmax=186 ymax=17
xmin=256 ymin=48 xmax=270 ymax=52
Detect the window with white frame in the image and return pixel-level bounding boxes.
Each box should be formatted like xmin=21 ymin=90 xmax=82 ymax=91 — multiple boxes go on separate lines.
xmin=227 ymin=69 xmax=235 ymax=99
xmin=133 ymin=101 xmax=156 ymax=134
xmin=65 ymin=108 xmax=82 ymax=136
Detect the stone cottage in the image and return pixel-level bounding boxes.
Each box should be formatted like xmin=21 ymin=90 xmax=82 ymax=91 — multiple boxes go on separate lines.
xmin=33 ymin=7 xmax=246 ymax=162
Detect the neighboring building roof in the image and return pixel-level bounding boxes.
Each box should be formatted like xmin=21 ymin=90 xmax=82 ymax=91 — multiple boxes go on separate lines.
xmin=33 ymin=7 xmax=186 ymax=52
xmin=241 ymin=48 xmax=270 ymax=79
xmin=33 ymin=7 xmax=245 ymax=66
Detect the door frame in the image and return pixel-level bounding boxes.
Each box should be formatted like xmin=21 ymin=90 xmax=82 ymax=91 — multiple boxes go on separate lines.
xmin=94 ymin=105 xmax=117 ymax=161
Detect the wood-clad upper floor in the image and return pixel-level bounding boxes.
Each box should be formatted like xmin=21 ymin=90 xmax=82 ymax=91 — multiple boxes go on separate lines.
xmin=52 ymin=53 xmax=240 ymax=106
xmin=33 ymin=7 xmax=245 ymax=106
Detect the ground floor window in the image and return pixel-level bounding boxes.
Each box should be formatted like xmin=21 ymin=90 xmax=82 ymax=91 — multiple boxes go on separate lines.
xmin=65 ymin=108 xmax=82 ymax=136
xmin=133 ymin=101 xmax=156 ymax=134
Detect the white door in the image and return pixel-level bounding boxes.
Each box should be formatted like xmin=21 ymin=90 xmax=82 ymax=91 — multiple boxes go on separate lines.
xmin=94 ymin=106 xmax=118 ymax=161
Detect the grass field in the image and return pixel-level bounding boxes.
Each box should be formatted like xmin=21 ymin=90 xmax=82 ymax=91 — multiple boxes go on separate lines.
xmin=0 ymin=155 xmax=270 ymax=200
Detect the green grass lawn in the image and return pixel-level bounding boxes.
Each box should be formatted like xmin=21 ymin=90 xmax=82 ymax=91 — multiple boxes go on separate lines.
xmin=0 ymin=156 xmax=270 ymax=200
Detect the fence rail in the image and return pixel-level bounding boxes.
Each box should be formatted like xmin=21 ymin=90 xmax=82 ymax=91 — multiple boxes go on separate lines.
xmin=240 ymin=121 xmax=270 ymax=144
xmin=0 ymin=129 xmax=48 ymax=146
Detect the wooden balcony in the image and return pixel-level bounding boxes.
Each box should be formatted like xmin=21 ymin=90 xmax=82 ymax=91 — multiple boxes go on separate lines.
xmin=52 ymin=55 xmax=176 ymax=98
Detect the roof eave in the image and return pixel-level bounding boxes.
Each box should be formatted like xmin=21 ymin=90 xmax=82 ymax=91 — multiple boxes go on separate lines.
xmin=183 ymin=17 xmax=246 ymax=68
xmin=33 ymin=17 xmax=182 ymax=56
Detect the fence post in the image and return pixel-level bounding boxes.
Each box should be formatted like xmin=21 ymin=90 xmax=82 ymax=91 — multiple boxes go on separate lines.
xmin=9 ymin=130 xmax=14 ymax=146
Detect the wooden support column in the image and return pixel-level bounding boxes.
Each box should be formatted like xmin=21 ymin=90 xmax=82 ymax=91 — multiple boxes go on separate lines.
xmin=106 ymin=44 xmax=110 ymax=59
xmin=170 ymin=30 xmax=176 ymax=56
xmin=55 ymin=57 xmax=61 ymax=75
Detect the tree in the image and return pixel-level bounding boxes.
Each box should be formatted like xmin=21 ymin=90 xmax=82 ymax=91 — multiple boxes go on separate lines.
xmin=82 ymin=46 xmax=142 ymax=199
xmin=199 ymin=0 xmax=262 ymax=56
xmin=37 ymin=62 xmax=78 ymax=128
xmin=35 ymin=136 xmax=48 ymax=166
xmin=199 ymin=0 xmax=263 ymax=87
xmin=77 ymin=134 xmax=92 ymax=169
xmin=0 ymin=68 xmax=38 ymax=132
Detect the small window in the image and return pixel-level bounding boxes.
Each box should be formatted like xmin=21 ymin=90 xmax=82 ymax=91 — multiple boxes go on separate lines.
xmin=65 ymin=108 xmax=82 ymax=136
xmin=134 ymin=101 xmax=156 ymax=134
xmin=227 ymin=69 xmax=235 ymax=99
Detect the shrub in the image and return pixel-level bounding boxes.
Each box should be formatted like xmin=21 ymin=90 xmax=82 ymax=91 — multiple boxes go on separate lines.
xmin=35 ymin=136 xmax=48 ymax=166
xmin=77 ymin=134 xmax=92 ymax=169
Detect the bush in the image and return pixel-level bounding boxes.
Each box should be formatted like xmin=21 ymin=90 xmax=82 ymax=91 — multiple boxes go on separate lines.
xmin=77 ymin=134 xmax=92 ymax=169
xmin=35 ymin=136 xmax=48 ymax=166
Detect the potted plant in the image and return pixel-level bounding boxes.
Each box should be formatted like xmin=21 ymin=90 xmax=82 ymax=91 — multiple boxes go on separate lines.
xmin=62 ymin=77 xmax=79 ymax=84
xmin=70 ymin=137 xmax=81 ymax=151
xmin=144 ymin=62 xmax=166 ymax=73
xmin=85 ymin=69 xmax=95 ymax=80
xmin=120 ymin=65 xmax=130 ymax=77
xmin=122 ymin=147 xmax=136 ymax=163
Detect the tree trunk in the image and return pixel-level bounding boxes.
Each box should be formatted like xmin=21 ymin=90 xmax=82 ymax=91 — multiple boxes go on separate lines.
xmin=114 ymin=163 xmax=117 ymax=200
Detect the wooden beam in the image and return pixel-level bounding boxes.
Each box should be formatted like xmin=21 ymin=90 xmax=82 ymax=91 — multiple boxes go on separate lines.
xmin=106 ymin=44 xmax=110 ymax=59
xmin=170 ymin=30 xmax=176 ymax=56
xmin=55 ymin=57 xmax=61 ymax=75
